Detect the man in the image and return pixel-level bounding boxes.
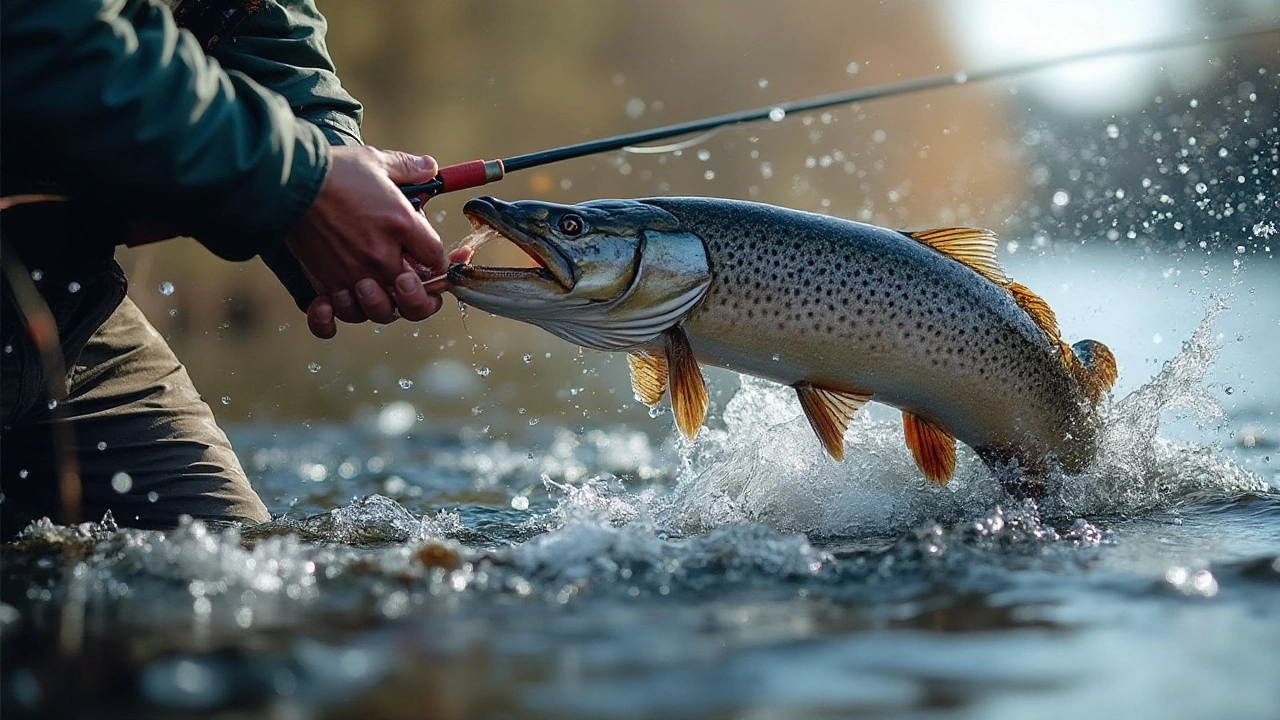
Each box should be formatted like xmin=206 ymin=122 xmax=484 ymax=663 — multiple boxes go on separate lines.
xmin=1 ymin=0 xmax=446 ymax=536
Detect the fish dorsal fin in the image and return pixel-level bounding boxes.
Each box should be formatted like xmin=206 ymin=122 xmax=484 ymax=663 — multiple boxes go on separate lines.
xmin=794 ymin=382 xmax=873 ymax=461
xmin=909 ymin=228 xmax=1009 ymax=286
xmin=901 ymin=411 xmax=956 ymax=485
xmin=627 ymin=351 xmax=669 ymax=407
xmin=1006 ymin=281 xmax=1061 ymax=343
xmin=663 ymin=327 xmax=707 ymax=439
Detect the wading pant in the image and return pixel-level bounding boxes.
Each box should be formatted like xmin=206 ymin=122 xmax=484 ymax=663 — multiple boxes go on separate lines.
xmin=1 ymin=297 xmax=270 ymax=537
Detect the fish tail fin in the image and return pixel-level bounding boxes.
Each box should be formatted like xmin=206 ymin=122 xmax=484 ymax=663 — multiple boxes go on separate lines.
xmin=1069 ymin=339 xmax=1117 ymax=404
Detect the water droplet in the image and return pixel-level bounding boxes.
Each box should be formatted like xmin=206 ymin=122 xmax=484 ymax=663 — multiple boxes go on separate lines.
xmin=111 ymin=472 xmax=133 ymax=494
xmin=47 ymin=399 xmax=58 ymax=410
xmin=522 ymin=354 xmax=533 ymax=364
xmin=703 ymin=170 xmax=716 ymax=180
xmin=528 ymin=418 xmax=539 ymax=425
xmin=220 ymin=396 xmax=230 ymax=405
xmin=1225 ymin=386 xmax=1234 ymax=395
xmin=3 ymin=345 xmax=12 ymax=354
xmin=476 ymin=367 xmax=491 ymax=377
xmin=18 ymin=469 xmax=29 ymax=479
xmin=756 ymin=78 xmax=769 ymax=89
xmin=625 ymin=97 xmax=646 ymax=119
xmin=696 ymin=149 xmax=711 ymax=161
xmin=169 ymin=309 xmax=178 ymax=317
xmin=845 ymin=61 xmax=860 ymax=75
xmin=952 ymin=71 xmax=968 ymax=84
xmin=1052 ymin=190 xmax=1071 ymax=206
xmin=96 ymin=441 xmax=107 ymax=451
xmin=648 ymin=405 xmax=665 ymax=418
xmin=67 ymin=281 xmax=81 ymax=293
xmin=511 ymin=495 xmax=530 ymax=511
xmin=398 ymin=378 xmax=413 ymax=389
xmin=771 ymin=354 xmax=780 ymax=362
xmin=1106 ymin=124 xmax=1120 ymax=139
xmin=159 ymin=282 xmax=175 ymax=296
xmin=147 ymin=491 xmax=159 ymax=503
xmin=307 ymin=362 xmax=321 ymax=373
xmin=768 ymin=107 xmax=786 ymax=122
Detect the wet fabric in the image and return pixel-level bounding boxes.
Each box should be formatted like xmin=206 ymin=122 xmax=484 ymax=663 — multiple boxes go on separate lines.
xmin=1 ymin=298 xmax=270 ymax=538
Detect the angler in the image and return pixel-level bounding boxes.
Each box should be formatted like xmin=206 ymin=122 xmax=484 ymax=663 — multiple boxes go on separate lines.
xmin=445 ymin=196 xmax=1117 ymax=493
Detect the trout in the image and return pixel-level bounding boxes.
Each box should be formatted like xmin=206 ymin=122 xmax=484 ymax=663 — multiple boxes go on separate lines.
xmin=446 ymin=196 xmax=1116 ymax=491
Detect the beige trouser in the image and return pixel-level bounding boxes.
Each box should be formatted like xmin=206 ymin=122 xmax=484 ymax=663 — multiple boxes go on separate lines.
xmin=1 ymin=297 xmax=270 ymax=536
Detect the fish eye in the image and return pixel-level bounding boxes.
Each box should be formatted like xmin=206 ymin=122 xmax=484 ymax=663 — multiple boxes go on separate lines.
xmin=557 ymin=214 xmax=585 ymax=236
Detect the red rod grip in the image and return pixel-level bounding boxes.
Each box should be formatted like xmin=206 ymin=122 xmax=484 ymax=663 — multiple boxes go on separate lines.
xmin=436 ymin=160 xmax=491 ymax=193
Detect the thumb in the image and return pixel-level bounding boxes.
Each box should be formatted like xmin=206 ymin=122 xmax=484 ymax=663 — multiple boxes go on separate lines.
xmin=378 ymin=149 xmax=438 ymax=184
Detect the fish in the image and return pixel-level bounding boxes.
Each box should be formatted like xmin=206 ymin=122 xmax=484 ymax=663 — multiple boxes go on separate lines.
xmin=445 ymin=195 xmax=1117 ymax=493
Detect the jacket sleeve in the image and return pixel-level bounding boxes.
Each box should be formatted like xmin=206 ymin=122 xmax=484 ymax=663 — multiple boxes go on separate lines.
xmin=205 ymin=0 xmax=364 ymax=148
xmin=0 ymin=0 xmax=330 ymax=261
xmin=196 ymin=0 xmax=366 ymax=309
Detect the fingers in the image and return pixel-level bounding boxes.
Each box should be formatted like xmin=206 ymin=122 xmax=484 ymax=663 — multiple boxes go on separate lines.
xmin=307 ymin=297 xmax=337 ymax=339
xmin=377 ymin=149 xmax=438 ymax=184
xmin=393 ymin=270 xmax=444 ymax=321
xmin=354 ymin=279 xmax=397 ymax=324
xmin=329 ymin=288 xmax=366 ymax=324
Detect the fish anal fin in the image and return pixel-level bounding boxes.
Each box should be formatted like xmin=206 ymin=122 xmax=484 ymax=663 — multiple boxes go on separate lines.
xmin=902 ymin=411 xmax=956 ymax=484
xmin=908 ymin=228 xmax=1009 ymax=286
xmin=627 ymin=351 xmax=668 ymax=406
xmin=1070 ymin=339 xmax=1118 ymax=403
xmin=664 ymin=327 xmax=707 ymax=439
xmin=794 ymin=382 xmax=873 ymax=461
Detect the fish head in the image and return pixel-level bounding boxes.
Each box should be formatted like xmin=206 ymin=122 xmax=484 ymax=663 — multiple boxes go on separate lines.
xmin=449 ymin=197 xmax=711 ymax=351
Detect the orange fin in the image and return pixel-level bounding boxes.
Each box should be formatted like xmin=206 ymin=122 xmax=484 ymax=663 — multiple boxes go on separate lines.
xmin=627 ymin=351 xmax=668 ymax=407
xmin=908 ymin=228 xmax=1009 ymax=286
xmin=664 ymin=327 xmax=707 ymax=439
xmin=1006 ymin=281 xmax=1064 ymax=349
xmin=794 ymin=382 xmax=873 ymax=461
xmin=902 ymin=411 xmax=956 ymax=485
xmin=1070 ymin=339 xmax=1118 ymax=403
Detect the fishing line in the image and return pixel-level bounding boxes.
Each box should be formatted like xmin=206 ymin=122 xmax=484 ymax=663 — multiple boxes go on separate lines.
xmin=400 ymin=18 xmax=1280 ymax=201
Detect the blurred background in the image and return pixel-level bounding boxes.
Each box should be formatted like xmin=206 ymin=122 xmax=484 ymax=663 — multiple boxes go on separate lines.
xmin=118 ymin=0 xmax=1279 ymax=433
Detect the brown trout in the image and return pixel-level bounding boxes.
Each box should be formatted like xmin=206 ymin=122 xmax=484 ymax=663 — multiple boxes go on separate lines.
xmin=446 ymin=196 xmax=1116 ymax=491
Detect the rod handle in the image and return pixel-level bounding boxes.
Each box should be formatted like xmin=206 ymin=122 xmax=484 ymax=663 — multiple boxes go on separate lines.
xmin=401 ymin=159 xmax=505 ymax=203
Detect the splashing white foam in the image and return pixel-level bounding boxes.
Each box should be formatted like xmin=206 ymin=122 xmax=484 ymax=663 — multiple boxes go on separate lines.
xmin=658 ymin=303 xmax=1269 ymax=537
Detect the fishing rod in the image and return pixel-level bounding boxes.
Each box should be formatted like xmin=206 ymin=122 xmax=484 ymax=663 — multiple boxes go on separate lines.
xmin=400 ymin=19 xmax=1280 ymax=202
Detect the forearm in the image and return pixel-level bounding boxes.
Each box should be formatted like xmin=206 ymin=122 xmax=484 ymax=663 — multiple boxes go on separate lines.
xmin=0 ymin=0 xmax=329 ymax=260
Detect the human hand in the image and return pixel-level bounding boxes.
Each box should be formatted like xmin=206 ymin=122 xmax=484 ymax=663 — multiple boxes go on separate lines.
xmin=287 ymin=145 xmax=447 ymax=339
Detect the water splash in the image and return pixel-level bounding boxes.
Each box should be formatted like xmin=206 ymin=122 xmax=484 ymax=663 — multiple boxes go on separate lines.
xmin=660 ymin=302 xmax=1269 ymax=537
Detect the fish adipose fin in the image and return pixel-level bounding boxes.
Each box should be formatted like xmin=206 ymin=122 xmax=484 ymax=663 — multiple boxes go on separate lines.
xmin=664 ymin=327 xmax=707 ymax=439
xmin=902 ymin=411 xmax=956 ymax=484
xmin=1070 ymin=339 xmax=1118 ymax=403
xmin=908 ymin=228 xmax=1009 ymax=285
xmin=628 ymin=351 xmax=669 ymax=406
xmin=794 ymin=382 xmax=873 ymax=461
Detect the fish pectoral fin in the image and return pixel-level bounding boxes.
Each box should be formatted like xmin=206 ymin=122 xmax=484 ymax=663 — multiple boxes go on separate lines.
xmin=627 ymin=351 xmax=669 ymax=406
xmin=663 ymin=327 xmax=707 ymax=439
xmin=908 ymin=228 xmax=1009 ymax=286
xmin=795 ymin=382 xmax=873 ymax=461
xmin=901 ymin=411 xmax=957 ymax=485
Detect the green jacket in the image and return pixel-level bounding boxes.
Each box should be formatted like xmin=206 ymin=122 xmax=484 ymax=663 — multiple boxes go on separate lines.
xmin=1 ymin=0 xmax=362 ymax=424
xmin=1 ymin=0 xmax=362 ymax=261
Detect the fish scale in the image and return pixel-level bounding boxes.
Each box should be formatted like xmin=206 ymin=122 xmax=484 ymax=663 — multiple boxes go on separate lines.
xmin=448 ymin=196 xmax=1115 ymax=490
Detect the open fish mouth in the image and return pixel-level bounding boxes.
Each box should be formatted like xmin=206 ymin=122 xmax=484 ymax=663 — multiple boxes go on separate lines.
xmin=447 ymin=197 xmax=575 ymax=291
